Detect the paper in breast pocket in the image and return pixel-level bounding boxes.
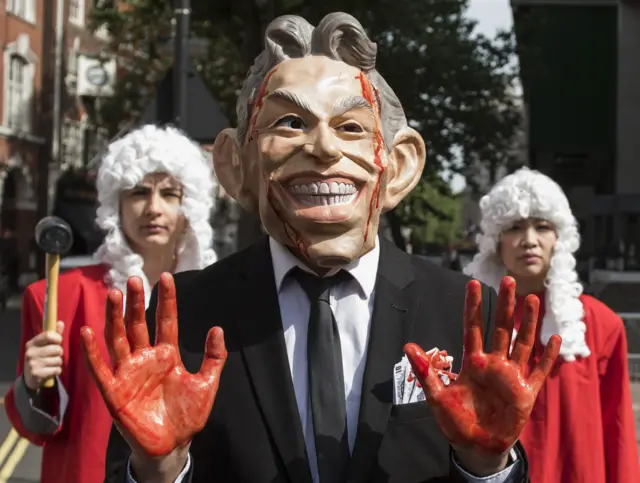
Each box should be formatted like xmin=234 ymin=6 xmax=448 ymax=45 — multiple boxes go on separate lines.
xmin=405 ymin=366 xmax=426 ymax=404
xmin=402 ymin=364 xmax=417 ymax=404
xmin=393 ymin=357 xmax=407 ymax=405
xmin=398 ymin=355 xmax=422 ymax=404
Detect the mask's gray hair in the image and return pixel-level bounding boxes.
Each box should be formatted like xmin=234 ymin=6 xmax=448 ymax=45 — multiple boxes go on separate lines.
xmin=236 ymin=12 xmax=407 ymax=150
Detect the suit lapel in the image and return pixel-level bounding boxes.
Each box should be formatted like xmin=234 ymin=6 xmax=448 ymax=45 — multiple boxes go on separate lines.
xmin=348 ymin=239 xmax=416 ymax=483
xmin=236 ymin=238 xmax=312 ymax=483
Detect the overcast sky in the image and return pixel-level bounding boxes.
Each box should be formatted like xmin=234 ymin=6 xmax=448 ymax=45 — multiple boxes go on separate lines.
xmin=468 ymin=0 xmax=514 ymax=37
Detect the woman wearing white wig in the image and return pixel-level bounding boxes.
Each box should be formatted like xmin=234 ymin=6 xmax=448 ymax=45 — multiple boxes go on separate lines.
xmin=464 ymin=167 xmax=639 ymax=483
xmin=4 ymin=125 xmax=217 ymax=483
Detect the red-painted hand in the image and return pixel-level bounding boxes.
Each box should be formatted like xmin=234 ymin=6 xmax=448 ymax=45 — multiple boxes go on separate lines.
xmin=80 ymin=273 xmax=227 ymax=458
xmin=405 ymin=277 xmax=561 ymax=458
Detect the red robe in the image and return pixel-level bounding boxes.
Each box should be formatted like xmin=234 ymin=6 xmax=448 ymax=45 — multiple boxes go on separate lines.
xmin=515 ymin=292 xmax=640 ymax=483
xmin=4 ymin=264 xmax=112 ymax=483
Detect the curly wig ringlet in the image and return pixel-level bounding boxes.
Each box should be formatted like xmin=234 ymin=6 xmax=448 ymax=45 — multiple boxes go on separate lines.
xmin=464 ymin=167 xmax=590 ymax=362
xmin=94 ymin=124 xmax=217 ymax=306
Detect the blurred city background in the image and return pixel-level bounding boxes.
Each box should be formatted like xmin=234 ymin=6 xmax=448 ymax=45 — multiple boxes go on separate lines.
xmin=0 ymin=0 xmax=639 ymax=480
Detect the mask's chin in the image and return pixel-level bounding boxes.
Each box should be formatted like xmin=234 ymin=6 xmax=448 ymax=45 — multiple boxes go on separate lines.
xmin=276 ymin=222 xmax=379 ymax=271
xmin=306 ymin=250 xmax=353 ymax=269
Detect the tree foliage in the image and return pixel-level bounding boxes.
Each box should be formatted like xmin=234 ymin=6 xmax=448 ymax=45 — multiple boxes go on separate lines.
xmin=90 ymin=0 xmax=524 ymax=248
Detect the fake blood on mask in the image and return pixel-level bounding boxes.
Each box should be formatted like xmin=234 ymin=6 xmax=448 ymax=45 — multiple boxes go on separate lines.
xmin=247 ymin=67 xmax=278 ymax=142
xmin=267 ymin=181 xmax=311 ymax=259
xmin=246 ymin=66 xmax=312 ymax=258
xmin=356 ymin=72 xmax=385 ymax=242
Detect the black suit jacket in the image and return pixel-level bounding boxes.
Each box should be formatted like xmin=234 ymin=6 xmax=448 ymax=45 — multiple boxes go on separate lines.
xmin=105 ymin=237 xmax=529 ymax=483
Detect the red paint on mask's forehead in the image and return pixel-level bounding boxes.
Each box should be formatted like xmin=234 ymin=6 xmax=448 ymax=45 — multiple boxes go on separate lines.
xmin=356 ymin=72 xmax=385 ymax=242
xmin=246 ymin=66 xmax=279 ymax=143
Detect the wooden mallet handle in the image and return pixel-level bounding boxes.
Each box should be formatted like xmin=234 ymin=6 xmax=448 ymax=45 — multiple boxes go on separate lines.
xmin=42 ymin=253 xmax=61 ymax=389
xmin=34 ymin=215 xmax=73 ymax=390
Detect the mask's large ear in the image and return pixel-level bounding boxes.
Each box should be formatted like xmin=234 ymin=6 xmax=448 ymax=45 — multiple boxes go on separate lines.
xmin=212 ymin=128 xmax=259 ymax=213
xmin=383 ymin=126 xmax=426 ymax=211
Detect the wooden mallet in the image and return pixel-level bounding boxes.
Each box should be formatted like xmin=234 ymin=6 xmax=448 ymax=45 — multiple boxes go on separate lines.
xmin=34 ymin=216 xmax=73 ymax=388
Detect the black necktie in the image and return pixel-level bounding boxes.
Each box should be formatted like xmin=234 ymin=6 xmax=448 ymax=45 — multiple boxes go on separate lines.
xmin=291 ymin=267 xmax=351 ymax=483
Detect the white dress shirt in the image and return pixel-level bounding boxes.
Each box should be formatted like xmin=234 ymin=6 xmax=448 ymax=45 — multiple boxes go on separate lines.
xmin=270 ymin=236 xmax=378 ymax=469
xmin=128 ymin=236 xmax=520 ymax=483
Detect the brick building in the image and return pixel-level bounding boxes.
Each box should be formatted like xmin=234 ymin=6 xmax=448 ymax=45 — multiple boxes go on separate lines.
xmin=0 ymin=0 xmax=112 ymax=284
xmin=0 ymin=0 xmax=45 ymax=283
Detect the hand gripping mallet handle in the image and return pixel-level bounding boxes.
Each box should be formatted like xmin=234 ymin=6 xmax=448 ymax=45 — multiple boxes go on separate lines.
xmin=34 ymin=216 xmax=73 ymax=388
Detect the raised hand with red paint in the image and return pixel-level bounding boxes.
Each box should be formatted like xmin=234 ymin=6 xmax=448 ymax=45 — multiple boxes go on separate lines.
xmin=80 ymin=274 xmax=227 ymax=459
xmin=404 ymin=276 xmax=561 ymax=474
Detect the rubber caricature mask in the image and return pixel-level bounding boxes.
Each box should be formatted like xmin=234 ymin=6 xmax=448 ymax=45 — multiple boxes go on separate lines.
xmin=214 ymin=13 xmax=426 ymax=270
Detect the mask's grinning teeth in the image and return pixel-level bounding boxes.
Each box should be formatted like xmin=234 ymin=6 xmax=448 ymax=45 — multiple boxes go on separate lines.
xmin=291 ymin=193 xmax=357 ymax=206
xmin=287 ymin=181 xmax=358 ymax=206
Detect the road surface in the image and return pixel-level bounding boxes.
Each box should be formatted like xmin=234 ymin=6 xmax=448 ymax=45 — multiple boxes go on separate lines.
xmin=0 ymin=297 xmax=638 ymax=482
xmin=0 ymin=298 xmax=42 ymax=482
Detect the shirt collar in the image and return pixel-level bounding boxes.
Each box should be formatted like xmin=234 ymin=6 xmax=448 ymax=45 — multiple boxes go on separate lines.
xmin=269 ymin=236 xmax=379 ymax=299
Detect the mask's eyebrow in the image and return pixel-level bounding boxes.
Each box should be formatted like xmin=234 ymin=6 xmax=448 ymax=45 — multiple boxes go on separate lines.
xmin=332 ymin=95 xmax=373 ymax=117
xmin=266 ymin=89 xmax=315 ymax=116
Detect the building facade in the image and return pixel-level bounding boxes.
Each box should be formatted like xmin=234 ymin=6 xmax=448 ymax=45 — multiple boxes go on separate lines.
xmin=511 ymin=0 xmax=640 ymax=269
xmin=0 ymin=0 xmax=45 ymax=283
xmin=0 ymin=0 xmax=113 ymax=284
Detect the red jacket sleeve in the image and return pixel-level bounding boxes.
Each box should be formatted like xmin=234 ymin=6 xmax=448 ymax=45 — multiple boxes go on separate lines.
xmin=599 ymin=316 xmax=640 ymax=482
xmin=3 ymin=285 xmax=64 ymax=445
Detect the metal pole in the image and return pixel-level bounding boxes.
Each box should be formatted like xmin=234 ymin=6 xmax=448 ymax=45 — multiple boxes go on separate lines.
xmin=82 ymin=122 xmax=92 ymax=168
xmin=173 ymin=0 xmax=191 ymax=130
xmin=52 ymin=0 xmax=64 ymax=163
xmin=48 ymin=0 xmax=65 ymax=217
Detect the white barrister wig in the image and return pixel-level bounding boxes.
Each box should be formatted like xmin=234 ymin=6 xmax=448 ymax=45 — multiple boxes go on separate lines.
xmin=94 ymin=124 xmax=217 ymax=306
xmin=463 ymin=167 xmax=590 ymax=362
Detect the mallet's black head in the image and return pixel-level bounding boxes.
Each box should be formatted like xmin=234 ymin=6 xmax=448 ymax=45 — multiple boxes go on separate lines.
xmin=34 ymin=216 xmax=73 ymax=255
